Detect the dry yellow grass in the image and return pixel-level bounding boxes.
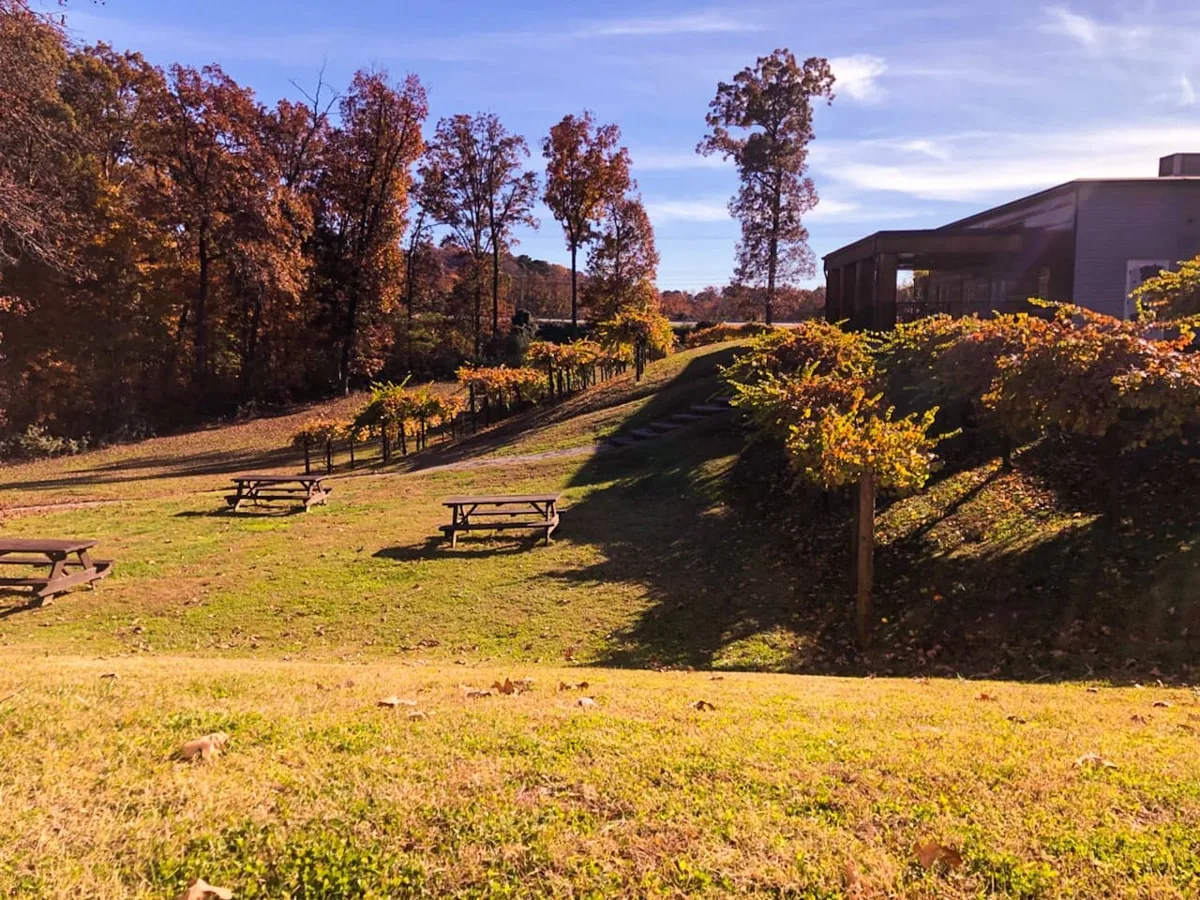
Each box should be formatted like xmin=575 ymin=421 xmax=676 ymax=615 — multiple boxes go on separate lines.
xmin=0 ymin=654 xmax=1197 ymax=897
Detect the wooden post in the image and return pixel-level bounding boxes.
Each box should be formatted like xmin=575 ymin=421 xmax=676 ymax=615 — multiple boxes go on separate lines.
xmin=324 ymin=440 xmax=332 ymax=474
xmin=855 ymin=468 xmax=875 ymax=649
xmin=302 ymin=438 xmax=311 ymax=475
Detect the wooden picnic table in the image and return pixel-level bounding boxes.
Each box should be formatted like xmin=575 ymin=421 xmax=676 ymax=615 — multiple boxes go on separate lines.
xmin=440 ymin=494 xmax=560 ymax=548
xmin=0 ymin=538 xmax=113 ymax=603
xmin=226 ymin=473 xmax=331 ymax=512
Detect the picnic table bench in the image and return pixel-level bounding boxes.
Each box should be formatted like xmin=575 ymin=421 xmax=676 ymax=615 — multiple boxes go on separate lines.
xmin=0 ymin=539 xmax=113 ymax=603
xmin=226 ymin=473 xmax=331 ymax=512
xmin=440 ymin=494 xmax=560 ymax=548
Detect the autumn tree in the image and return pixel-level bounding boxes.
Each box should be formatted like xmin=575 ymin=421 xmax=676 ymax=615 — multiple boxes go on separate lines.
xmin=481 ymin=117 xmax=538 ymax=339
xmin=698 ymin=49 xmax=835 ymax=325
xmin=420 ymin=114 xmax=493 ymax=356
xmin=543 ymin=112 xmax=631 ymax=330
xmin=317 ymin=71 xmax=426 ymax=393
xmin=585 ymin=195 xmax=659 ymax=320
xmin=0 ymin=0 xmax=74 ymax=278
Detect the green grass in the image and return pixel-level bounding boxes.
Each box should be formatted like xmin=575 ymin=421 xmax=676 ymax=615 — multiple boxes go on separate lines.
xmin=1 ymin=654 xmax=1197 ymax=897
xmin=2 ymin=341 xmax=1200 ymax=896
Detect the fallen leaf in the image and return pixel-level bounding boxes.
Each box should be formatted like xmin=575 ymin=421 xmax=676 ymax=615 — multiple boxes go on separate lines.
xmin=577 ymin=697 xmax=597 ymax=708
xmin=709 ymin=675 xmax=725 ymax=681
xmin=557 ymin=680 xmax=590 ymax=692
xmin=690 ymin=700 xmax=717 ymax=711
xmin=464 ymin=688 xmax=493 ymax=699
xmin=1130 ymin=714 xmax=1149 ymax=724
xmin=1086 ymin=686 xmax=1100 ymax=693
xmin=407 ymin=710 xmax=428 ymax=721
xmin=1074 ymin=753 xmax=1118 ymax=770
xmin=99 ymin=672 xmax=118 ymax=679
xmin=492 ymin=677 xmax=534 ymax=695
xmin=176 ymin=878 xmax=233 ymax=900
xmin=1153 ymin=700 xmax=1173 ymax=708
xmin=177 ymin=733 xmax=229 ymax=763
xmin=844 ymin=859 xmax=865 ymax=893
xmin=377 ymin=696 xmax=418 ymax=708
xmin=977 ymin=692 xmax=997 ymax=702
xmin=914 ymin=839 xmax=963 ymax=871
xmin=1006 ymin=715 xmax=1028 ymax=724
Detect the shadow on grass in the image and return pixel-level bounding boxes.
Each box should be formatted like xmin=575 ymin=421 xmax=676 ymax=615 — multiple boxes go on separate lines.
xmin=174 ymin=507 xmax=306 ymax=519
xmin=0 ymin=591 xmax=42 ymax=619
xmin=2 ymin=446 xmax=300 ymax=495
xmin=374 ymin=534 xmax=547 ymax=561
xmin=545 ymin=361 xmax=1200 ymax=680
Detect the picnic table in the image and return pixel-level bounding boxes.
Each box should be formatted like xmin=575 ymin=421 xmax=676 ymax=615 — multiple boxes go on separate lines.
xmin=440 ymin=494 xmax=560 ymax=548
xmin=0 ymin=538 xmax=113 ymax=603
xmin=226 ymin=473 xmax=331 ymax=512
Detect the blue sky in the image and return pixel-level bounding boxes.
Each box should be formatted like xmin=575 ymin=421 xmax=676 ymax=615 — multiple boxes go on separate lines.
xmin=55 ymin=0 xmax=1200 ymax=290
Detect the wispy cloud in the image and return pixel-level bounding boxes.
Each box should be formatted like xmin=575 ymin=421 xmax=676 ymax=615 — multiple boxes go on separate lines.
xmin=646 ymin=199 xmax=729 ymax=223
xmin=1180 ymin=74 xmax=1197 ymax=107
xmin=572 ymin=10 xmax=762 ymax=38
xmin=812 ymin=124 xmax=1200 ymax=201
xmin=831 ymin=55 xmax=887 ymax=104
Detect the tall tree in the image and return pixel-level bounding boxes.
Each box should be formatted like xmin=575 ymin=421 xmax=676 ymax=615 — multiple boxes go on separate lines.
xmin=422 ymin=113 xmax=535 ymax=355
xmin=482 ymin=117 xmax=538 ymax=339
xmin=585 ymin=195 xmax=658 ymax=320
xmin=542 ymin=112 xmax=630 ymax=330
xmin=0 ymin=0 xmax=74 ymax=278
xmin=420 ymin=115 xmax=490 ymax=356
xmin=697 ymin=49 xmax=835 ymax=325
xmin=318 ymin=70 xmax=426 ymax=393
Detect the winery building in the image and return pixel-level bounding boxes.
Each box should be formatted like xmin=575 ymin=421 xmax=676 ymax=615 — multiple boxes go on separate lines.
xmin=823 ymin=153 xmax=1200 ymax=328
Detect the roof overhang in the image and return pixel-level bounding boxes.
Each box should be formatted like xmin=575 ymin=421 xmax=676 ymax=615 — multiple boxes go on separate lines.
xmin=822 ymin=228 xmax=1026 ymax=271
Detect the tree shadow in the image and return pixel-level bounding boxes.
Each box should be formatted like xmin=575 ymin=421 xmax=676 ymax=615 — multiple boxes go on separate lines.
xmin=374 ymin=534 xmax=549 ymax=562
xmin=546 ymin=373 xmax=1200 ymax=681
xmin=0 ymin=591 xmax=42 ymax=619
xmin=1 ymin=447 xmax=300 ymax=495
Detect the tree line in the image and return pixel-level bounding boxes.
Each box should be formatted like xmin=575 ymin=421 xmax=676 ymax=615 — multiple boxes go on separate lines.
xmin=0 ymin=1 xmax=664 ymax=452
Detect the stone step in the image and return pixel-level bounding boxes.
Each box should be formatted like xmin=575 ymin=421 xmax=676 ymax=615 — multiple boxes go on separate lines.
xmin=690 ymin=403 xmax=731 ymax=415
xmin=603 ymin=436 xmax=639 ymax=448
xmin=629 ymin=428 xmax=659 ymax=440
xmin=670 ymin=412 xmax=705 ymax=423
xmin=648 ymin=421 xmax=681 ymax=433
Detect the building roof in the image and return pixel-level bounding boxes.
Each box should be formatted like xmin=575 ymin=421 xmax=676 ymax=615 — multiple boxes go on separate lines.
xmin=824 ymin=175 xmax=1200 ymax=263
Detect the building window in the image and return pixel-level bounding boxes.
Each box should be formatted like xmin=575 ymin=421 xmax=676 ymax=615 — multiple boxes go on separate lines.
xmin=1125 ymin=259 xmax=1171 ymax=320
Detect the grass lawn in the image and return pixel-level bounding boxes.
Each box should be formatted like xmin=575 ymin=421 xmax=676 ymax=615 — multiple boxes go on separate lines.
xmin=1 ymin=342 xmax=1199 ymax=896
xmin=2 ymin=654 xmax=1197 ymax=897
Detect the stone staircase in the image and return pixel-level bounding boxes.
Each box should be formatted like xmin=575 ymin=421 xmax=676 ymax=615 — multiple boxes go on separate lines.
xmin=602 ymin=397 xmax=734 ymax=449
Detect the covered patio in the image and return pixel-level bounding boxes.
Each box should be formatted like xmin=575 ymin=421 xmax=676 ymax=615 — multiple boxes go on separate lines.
xmin=823 ymin=229 xmax=1027 ymax=329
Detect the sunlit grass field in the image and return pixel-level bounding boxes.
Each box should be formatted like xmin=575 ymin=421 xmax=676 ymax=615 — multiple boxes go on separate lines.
xmin=1 ymin=342 xmax=1199 ymax=896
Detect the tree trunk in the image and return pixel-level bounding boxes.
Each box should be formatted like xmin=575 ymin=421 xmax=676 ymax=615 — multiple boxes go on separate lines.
xmin=302 ymin=438 xmax=311 ymax=475
xmin=855 ymin=468 xmax=876 ymax=649
xmin=570 ymin=243 xmax=578 ymax=332
xmin=492 ymin=238 xmax=501 ymax=340
xmin=325 ymin=440 xmax=333 ymax=474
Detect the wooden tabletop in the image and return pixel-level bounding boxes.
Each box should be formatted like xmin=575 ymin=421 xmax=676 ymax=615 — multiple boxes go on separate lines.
xmin=232 ymin=473 xmax=327 ymax=483
xmin=0 ymin=538 xmax=98 ymax=554
xmin=442 ymin=494 xmax=560 ymax=506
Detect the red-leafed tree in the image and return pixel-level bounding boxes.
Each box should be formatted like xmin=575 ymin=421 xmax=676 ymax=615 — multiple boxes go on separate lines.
xmin=542 ymin=112 xmax=631 ymax=330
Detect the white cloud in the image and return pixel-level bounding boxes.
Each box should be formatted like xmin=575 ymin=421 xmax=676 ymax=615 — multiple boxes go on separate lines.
xmin=645 ymin=199 xmax=729 ymax=223
xmin=831 ymin=54 xmax=887 ymax=104
xmin=1181 ymin=74 xmax=1197 ymax=107
xmin=811 ymin=124 xmax=1200 ymax=202
xmin=573 ymin=11 xmax=761 ymax=38
xmin=1042 ymin=7 xmax=1101 ymax=46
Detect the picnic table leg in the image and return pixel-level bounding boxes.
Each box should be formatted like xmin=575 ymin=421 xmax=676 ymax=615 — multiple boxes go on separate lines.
xmin=78 ymin=549 xmax=98 ymax=589
xmin=546 ymin=501 xmax=558 ymax=545
xmin=232 ymin=482 xmax=247 ymax=512
xmin=36 ymin=554 xmax=69 ymax=605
